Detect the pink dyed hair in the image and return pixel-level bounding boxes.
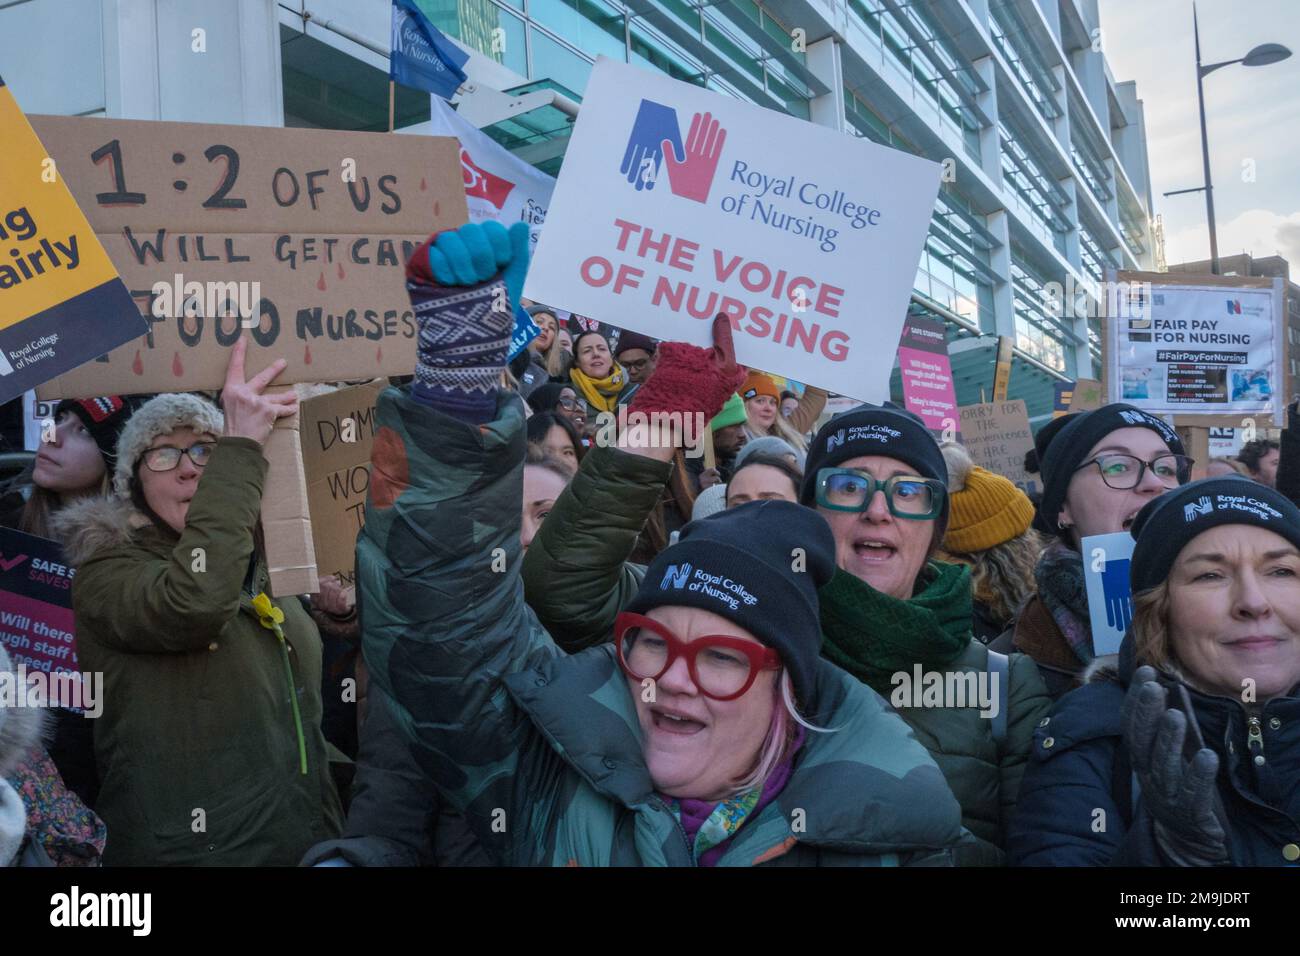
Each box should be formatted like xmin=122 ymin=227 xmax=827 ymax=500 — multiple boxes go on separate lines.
xmin=728 ymin=670 xmax=835 ymax=796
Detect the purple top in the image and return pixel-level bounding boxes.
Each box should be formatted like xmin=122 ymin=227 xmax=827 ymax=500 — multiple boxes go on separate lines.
xmin=670 ymin=726 xmax=806 ymax=867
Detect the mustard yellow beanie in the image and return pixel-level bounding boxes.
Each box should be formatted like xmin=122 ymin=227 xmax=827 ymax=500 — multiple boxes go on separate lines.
xmin=941 ymin=442 xmax=1034 ymax=553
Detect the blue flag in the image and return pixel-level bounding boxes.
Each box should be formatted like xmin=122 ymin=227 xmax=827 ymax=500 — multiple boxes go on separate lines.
xmin=389 ymin=0 xmax=469 ymax=101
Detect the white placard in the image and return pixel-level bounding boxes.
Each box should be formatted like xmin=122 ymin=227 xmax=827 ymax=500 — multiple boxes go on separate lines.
xmin=1108 ymin=275 xmax=1284 ymax=419
xmin=1081 ymin=531 xmax=1137 ymax=657
xmin=524 ymin=57 xmax=942 ymax=400
xmin=1208 ymin=426 xmax=1243 ymax=458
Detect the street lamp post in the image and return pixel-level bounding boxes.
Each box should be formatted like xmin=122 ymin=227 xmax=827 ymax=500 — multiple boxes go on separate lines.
xmin=1162 ymin=3 xmax=1290 ymax=275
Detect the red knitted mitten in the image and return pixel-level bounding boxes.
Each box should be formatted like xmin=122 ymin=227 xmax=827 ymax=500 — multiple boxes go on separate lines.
xmin=628 ymin=314 xmax=746 ymax=420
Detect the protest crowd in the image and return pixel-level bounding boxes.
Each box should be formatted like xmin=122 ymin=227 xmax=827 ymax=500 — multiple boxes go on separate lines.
xmin=1 ymin=215 xmax=1299 ymax=870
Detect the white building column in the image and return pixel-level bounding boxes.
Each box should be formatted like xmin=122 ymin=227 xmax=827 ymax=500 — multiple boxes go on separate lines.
xmin=806 ymin=36 xmax=846 ymax=134
xmin=103 ymin=0 xmax=283 ymax=124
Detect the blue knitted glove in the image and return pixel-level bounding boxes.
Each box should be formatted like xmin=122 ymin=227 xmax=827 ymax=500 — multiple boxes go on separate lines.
xmin=405 ymin=221 xmax=530 ymax=421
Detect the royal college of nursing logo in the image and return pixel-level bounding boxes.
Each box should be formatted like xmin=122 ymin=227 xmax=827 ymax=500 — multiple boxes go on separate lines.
xmin=618 ymin=100 xmax=727 ymax=204
xmin=1184 ymin=496 xmax=1214 ymax=522
xmin=660 ymin=563 xmax=692 ymax=590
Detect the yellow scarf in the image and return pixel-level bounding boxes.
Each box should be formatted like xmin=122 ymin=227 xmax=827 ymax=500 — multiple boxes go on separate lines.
xmin=570 ymin=364 xmax=629 ymax=413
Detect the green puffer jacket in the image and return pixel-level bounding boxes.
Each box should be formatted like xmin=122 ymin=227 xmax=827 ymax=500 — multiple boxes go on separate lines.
xmin=60 ymin=439 xmax=343 ymax=866
xmin=521 ymin=443 xmax=1051 ymax=866
xmin=358 ymin=389 xmax=965 ymax=866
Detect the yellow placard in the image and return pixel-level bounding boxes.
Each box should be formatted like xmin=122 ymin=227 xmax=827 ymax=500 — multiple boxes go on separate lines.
xmin=0 ymin=84 xmax=120 ymax=330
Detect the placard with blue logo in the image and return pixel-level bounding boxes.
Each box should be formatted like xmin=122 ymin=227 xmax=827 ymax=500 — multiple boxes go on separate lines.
xmin=524 ymin=57 xmax=942 ymax=400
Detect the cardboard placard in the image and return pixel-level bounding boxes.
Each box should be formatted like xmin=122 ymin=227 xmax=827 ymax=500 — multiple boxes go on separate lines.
xmin=0 ymin=78 xmax=149 ymax=403
xmin=261 ymin=386 xmax=317 ymax=597
xmin=1081 ymin=532 xmax=1135 ymax=656
xmin=300 ymin=379 xmax=385 ymax=589
xmin=992 ymin=335 xmax=1013 ymax=401
xmin=523 ymin=57 xmax=941 ymax=400
xmin=897 ymin=313 xmax=957 ymax=436
xmin=957 ymin=399 xmax=1038 ymax=497
xmin=1069 ymin=377 xmax=1105 ymax=412
xmin=29 ymin=114 xmax=467 ymax=398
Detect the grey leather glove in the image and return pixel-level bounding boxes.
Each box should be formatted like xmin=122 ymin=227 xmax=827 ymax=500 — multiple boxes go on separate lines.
xmin=1122 ymin=666 xmax=1230 ymax=866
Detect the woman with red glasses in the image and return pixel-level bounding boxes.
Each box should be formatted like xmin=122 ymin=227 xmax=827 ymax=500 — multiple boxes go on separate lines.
xmin=357 ymin=221 xmax=964 ymax=866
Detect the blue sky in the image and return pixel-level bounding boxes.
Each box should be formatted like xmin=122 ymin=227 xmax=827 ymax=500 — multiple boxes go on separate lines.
xmin=1096 ymin=0 xmax=1300 ymax=269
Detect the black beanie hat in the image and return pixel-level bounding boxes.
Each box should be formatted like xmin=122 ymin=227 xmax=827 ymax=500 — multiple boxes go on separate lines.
xmin=1037 ymin=403 xmax=1184 ymax=534
xmin=800 ymin=403 xmax=947 ymax=509
xmin=626 ymin=500 xmax=836 ymax=710
xmin=526 ymin=382 xmax=568 ymax=415
xmin=1129 ymin=477 xmax=1300 ymax=594
xmin=54 ymin=396 xmax=140 ymax=467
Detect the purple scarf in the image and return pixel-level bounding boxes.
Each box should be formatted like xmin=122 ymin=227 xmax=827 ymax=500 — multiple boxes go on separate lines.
xmin=668 ymin=726 xmax=805 ymax=866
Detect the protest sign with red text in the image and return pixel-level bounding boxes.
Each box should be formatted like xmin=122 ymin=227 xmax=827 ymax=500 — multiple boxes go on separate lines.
xmin=524 ymin=57 xmax=941 ymax=399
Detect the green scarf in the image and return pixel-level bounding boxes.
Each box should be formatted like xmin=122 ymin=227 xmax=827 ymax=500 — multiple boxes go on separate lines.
xmin=819 ymin=562 xmax=974 ymax=693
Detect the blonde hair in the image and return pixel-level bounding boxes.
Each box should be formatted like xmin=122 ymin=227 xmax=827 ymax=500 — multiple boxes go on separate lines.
xmin=746 ymin=411 xmax=810 ymax=453
xmin=1130 ymin=581 xmax=1175 ymax=671
xmin=940 ymin=528 xmax=1046 ymax=622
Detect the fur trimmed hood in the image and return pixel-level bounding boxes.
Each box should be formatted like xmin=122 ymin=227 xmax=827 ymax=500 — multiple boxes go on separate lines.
xmin=1082 ymin=653 xmax=1119 ymax=685
xmin=50 ymin=495 xmax=155 ymax=569
xmin=1082 ymin=641 xmax=1194 ymax=690
xmin=0 ymin=645 xmax=49 ymax=778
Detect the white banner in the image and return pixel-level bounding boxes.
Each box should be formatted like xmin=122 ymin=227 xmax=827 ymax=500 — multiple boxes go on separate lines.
xmin=523 ymin=57 xmax=942 ymax=399
xmin=1108 ymin=275 xmax=1283 ymax=418
xmin=418 ymin=97 xmax=555 ymax=253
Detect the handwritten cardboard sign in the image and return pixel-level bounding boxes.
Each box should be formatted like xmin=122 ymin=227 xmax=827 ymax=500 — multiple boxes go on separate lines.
xmin=30 ymin=115 xmax=467 ymax=398
xmin=957 ymin=399 xmax=1038 ymax=497
xmin=0 ymin=77 xmax=148 ymax=403
xmin=300 ymin=379 xmax=385 ymax=589
xmin=524 ymin=57 xmax=941 ymax=400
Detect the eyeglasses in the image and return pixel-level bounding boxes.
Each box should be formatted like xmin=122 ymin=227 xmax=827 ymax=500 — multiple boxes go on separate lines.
xmin=557 ymin=397 xmax=589 ymax=414
xmin=621 ymin=358 xmax=651 ymax=372
xmin=814 ymin=467 xmax=946 ymax=519
xmin=142 ymin=441 xmax=216 ymax=472
xmin=614 ymin=612 xmax=779 ymax=701
xmin=1074 ymin=453 xmax=1193 ymax=490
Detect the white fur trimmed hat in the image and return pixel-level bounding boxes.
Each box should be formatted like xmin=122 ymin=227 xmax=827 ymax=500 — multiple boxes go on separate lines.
xmin=112 ymin=393 xmax=224 ymax=499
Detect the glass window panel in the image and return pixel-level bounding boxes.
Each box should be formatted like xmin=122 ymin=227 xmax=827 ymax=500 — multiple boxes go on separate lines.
xmin=497 ymin=11 xmax=527 ymax=76
xmin=630 ymin=22 xmax=703 ymax=84
xmin=530 ymin=29 xmax=593 ymax=95
xmin=761 ymin=9 xmax=803 ymax=63
xmin=702 ymin=22 xmax=764 ymax=85
xmin=529 ymin=0 xmax=625 ymax=62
